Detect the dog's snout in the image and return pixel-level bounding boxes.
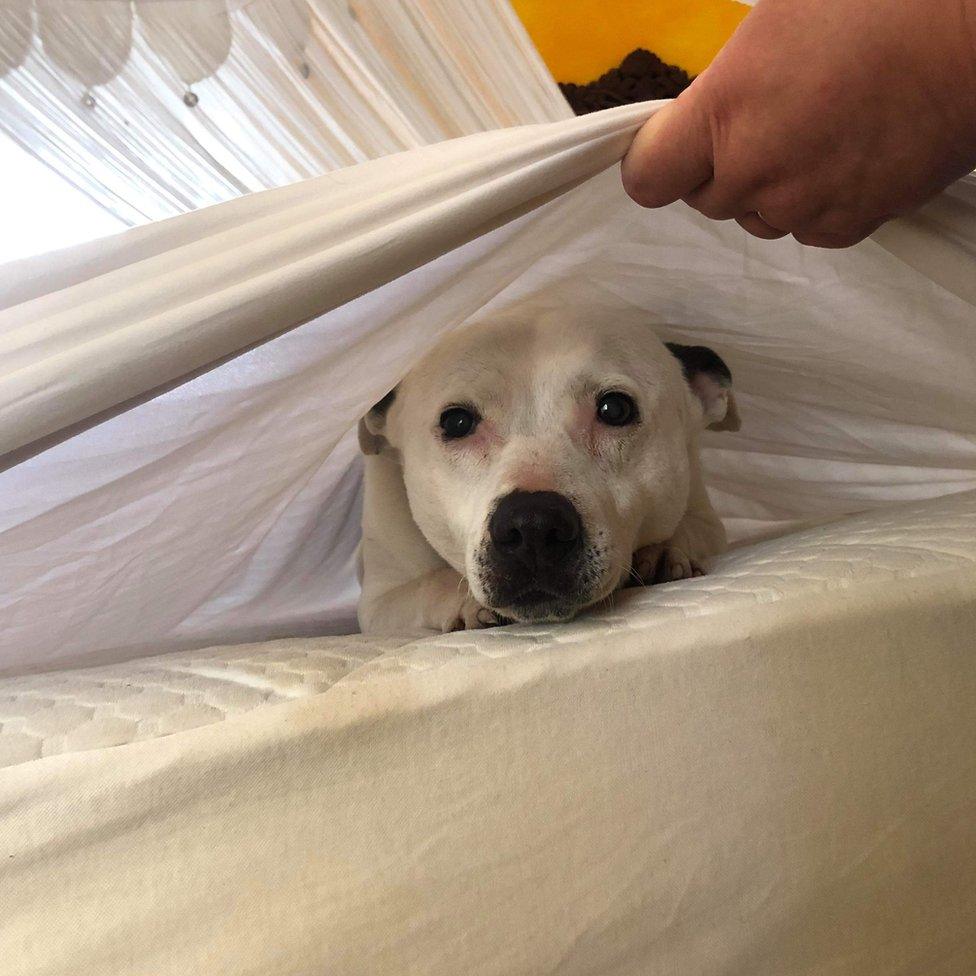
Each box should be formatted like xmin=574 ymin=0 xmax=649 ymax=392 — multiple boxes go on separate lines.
xmin=488 ymin=491 xmax=582 ymax=568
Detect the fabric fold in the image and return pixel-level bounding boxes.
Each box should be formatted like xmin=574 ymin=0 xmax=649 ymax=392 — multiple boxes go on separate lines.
xmin=0 ymin=103 xmax=658 ymax=465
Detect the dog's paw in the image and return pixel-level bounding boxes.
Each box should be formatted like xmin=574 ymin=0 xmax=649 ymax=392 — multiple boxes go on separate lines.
xmin=629 ymin=543 xmax=665 ymax=587
xmin=657 ymin=546 xmax=708 ymax=582
xmin=416 ymin=569 xmax=505 ymax=634
xmin=447 ymin=595 xmax=504 ymax=633
xmin=630 ymin=543 xmax=708 ymax=586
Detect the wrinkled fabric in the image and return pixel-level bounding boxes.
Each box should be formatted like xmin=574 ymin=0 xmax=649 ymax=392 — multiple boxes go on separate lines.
xmin=1 ymin=101 xmax=975 ymax=673
xmin=1 ymin=491 xmax=975 ymax=975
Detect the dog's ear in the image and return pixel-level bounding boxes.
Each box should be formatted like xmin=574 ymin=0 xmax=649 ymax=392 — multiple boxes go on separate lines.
xmin=665 ymin=342 xmax=741 ymax=432
xmin=358 ymin=388 xmax=397 ymax=456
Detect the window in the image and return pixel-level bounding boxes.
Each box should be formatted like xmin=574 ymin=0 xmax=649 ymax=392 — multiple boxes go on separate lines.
xmin=0 ymin=135 xmax=125 ymax=265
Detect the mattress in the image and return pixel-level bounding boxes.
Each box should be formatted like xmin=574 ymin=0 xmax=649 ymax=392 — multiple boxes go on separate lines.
xmin=2 ymin=489 xmax=975 ymax=975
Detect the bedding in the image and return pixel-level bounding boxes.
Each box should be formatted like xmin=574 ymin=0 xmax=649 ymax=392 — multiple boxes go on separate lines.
xmin=2 ymin=24 xmax=974 ymax=974
xmin=3 ymin=488 xmax=974 ymax=975
xmin=4 ymin=104 xmax=975 ymax=675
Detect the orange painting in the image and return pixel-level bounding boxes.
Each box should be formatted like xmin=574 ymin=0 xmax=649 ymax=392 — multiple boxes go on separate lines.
xmin=511 ymin=0 xmax=749 ymax=84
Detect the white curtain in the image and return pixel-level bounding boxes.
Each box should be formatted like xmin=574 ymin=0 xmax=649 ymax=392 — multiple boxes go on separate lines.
xmin=1 ymin=101 xmax=974 ymax=675
xmin=0 ymin=0 xmax=568 ymax=223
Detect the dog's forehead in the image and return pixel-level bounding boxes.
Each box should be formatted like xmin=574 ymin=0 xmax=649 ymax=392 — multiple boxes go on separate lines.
xmin=403 ymin=313 xmax=669 ymax=405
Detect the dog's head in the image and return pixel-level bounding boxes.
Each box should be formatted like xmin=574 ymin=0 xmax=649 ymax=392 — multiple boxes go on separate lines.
xmin=360 ymin=310 xmax=738 ymax=624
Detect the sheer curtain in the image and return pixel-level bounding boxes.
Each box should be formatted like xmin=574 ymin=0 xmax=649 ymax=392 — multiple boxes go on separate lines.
xmin=0 ymin=0 xmax=569 ymax=224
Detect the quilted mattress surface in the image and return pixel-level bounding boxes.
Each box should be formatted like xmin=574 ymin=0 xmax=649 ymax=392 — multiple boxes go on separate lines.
xmin=2 ymin=489 xmax=975 ymax=975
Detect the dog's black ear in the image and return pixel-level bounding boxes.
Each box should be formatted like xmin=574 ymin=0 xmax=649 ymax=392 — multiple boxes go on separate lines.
xmin=358 ymin=388 xmax=397 ymax=456
xmin=665 ymin=342 xmax=741 ymax=432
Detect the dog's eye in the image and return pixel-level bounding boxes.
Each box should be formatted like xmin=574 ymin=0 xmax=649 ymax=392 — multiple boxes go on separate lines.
xmin=596 ymin=391 xmax=637 ymax=427
xmin=439 ymin=406 xmax=478 ymax=439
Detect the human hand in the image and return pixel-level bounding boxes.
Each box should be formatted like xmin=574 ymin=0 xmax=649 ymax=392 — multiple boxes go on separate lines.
xmin=621 ymin=0 xmax=976 ymax=247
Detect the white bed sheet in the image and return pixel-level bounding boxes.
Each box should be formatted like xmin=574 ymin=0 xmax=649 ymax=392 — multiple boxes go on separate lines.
xmin=3 ymin=104 xmax=975 ymax=676
xmin=2 ymin=488 xmax=974 ymax=975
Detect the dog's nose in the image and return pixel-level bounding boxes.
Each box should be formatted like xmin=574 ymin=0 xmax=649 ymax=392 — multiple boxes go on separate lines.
xmin=488 ymin=491 xmax=583 ymax=569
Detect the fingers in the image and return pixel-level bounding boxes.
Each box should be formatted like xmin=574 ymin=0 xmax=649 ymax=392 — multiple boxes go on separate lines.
xmin=621 ymin=97 xmax=714 ymax=209
xmin=791 ymin=217 xmax=888 ymax=248
xmin=733 ymin=217 xmax=883 ymax=247
xmin=622 ymin=96 xmax=890 ymax=248
xmin=734 ymin=212 xmax=789 ymax=240
xmin=681 ymin=168 xmax=769 ymax=221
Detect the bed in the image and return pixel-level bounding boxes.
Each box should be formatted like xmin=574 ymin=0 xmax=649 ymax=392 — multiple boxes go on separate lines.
xmin=3 ymin=488 xmax=975 ymax=975
xmin=2 ymin=94 xmax=976 ymax=974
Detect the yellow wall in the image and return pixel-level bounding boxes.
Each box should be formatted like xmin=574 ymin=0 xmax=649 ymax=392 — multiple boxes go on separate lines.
xmin=511 ymin=0 xmax=749 ymax=84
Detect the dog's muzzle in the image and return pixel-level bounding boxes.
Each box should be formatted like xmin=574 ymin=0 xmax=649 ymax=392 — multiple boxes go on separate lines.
xmin=482 ymin=490 xmax=587 ymax=620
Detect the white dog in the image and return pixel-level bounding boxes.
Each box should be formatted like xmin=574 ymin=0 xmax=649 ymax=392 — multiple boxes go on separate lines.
xmin=357 ymin=306 xmax=739 ymax=635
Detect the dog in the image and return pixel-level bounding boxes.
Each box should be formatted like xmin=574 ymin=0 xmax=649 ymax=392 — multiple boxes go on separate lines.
xmin=357 ymin=305 xmax=739 ymax=635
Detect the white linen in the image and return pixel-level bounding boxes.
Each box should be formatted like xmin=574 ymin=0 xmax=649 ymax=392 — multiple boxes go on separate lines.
xmin=2 ymin=489 xmax=975 ymax=975
xmin=2 ymin=101 xmax=974 ymax=673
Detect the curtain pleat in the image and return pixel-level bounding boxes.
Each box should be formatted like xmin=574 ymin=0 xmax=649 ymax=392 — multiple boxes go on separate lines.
xmin=0 ymin=0 xmax=570 ymax=223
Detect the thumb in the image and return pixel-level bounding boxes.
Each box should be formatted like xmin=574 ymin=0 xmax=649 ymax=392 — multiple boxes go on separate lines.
xmin=621 ymin=93 xmax=715 ymax=209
